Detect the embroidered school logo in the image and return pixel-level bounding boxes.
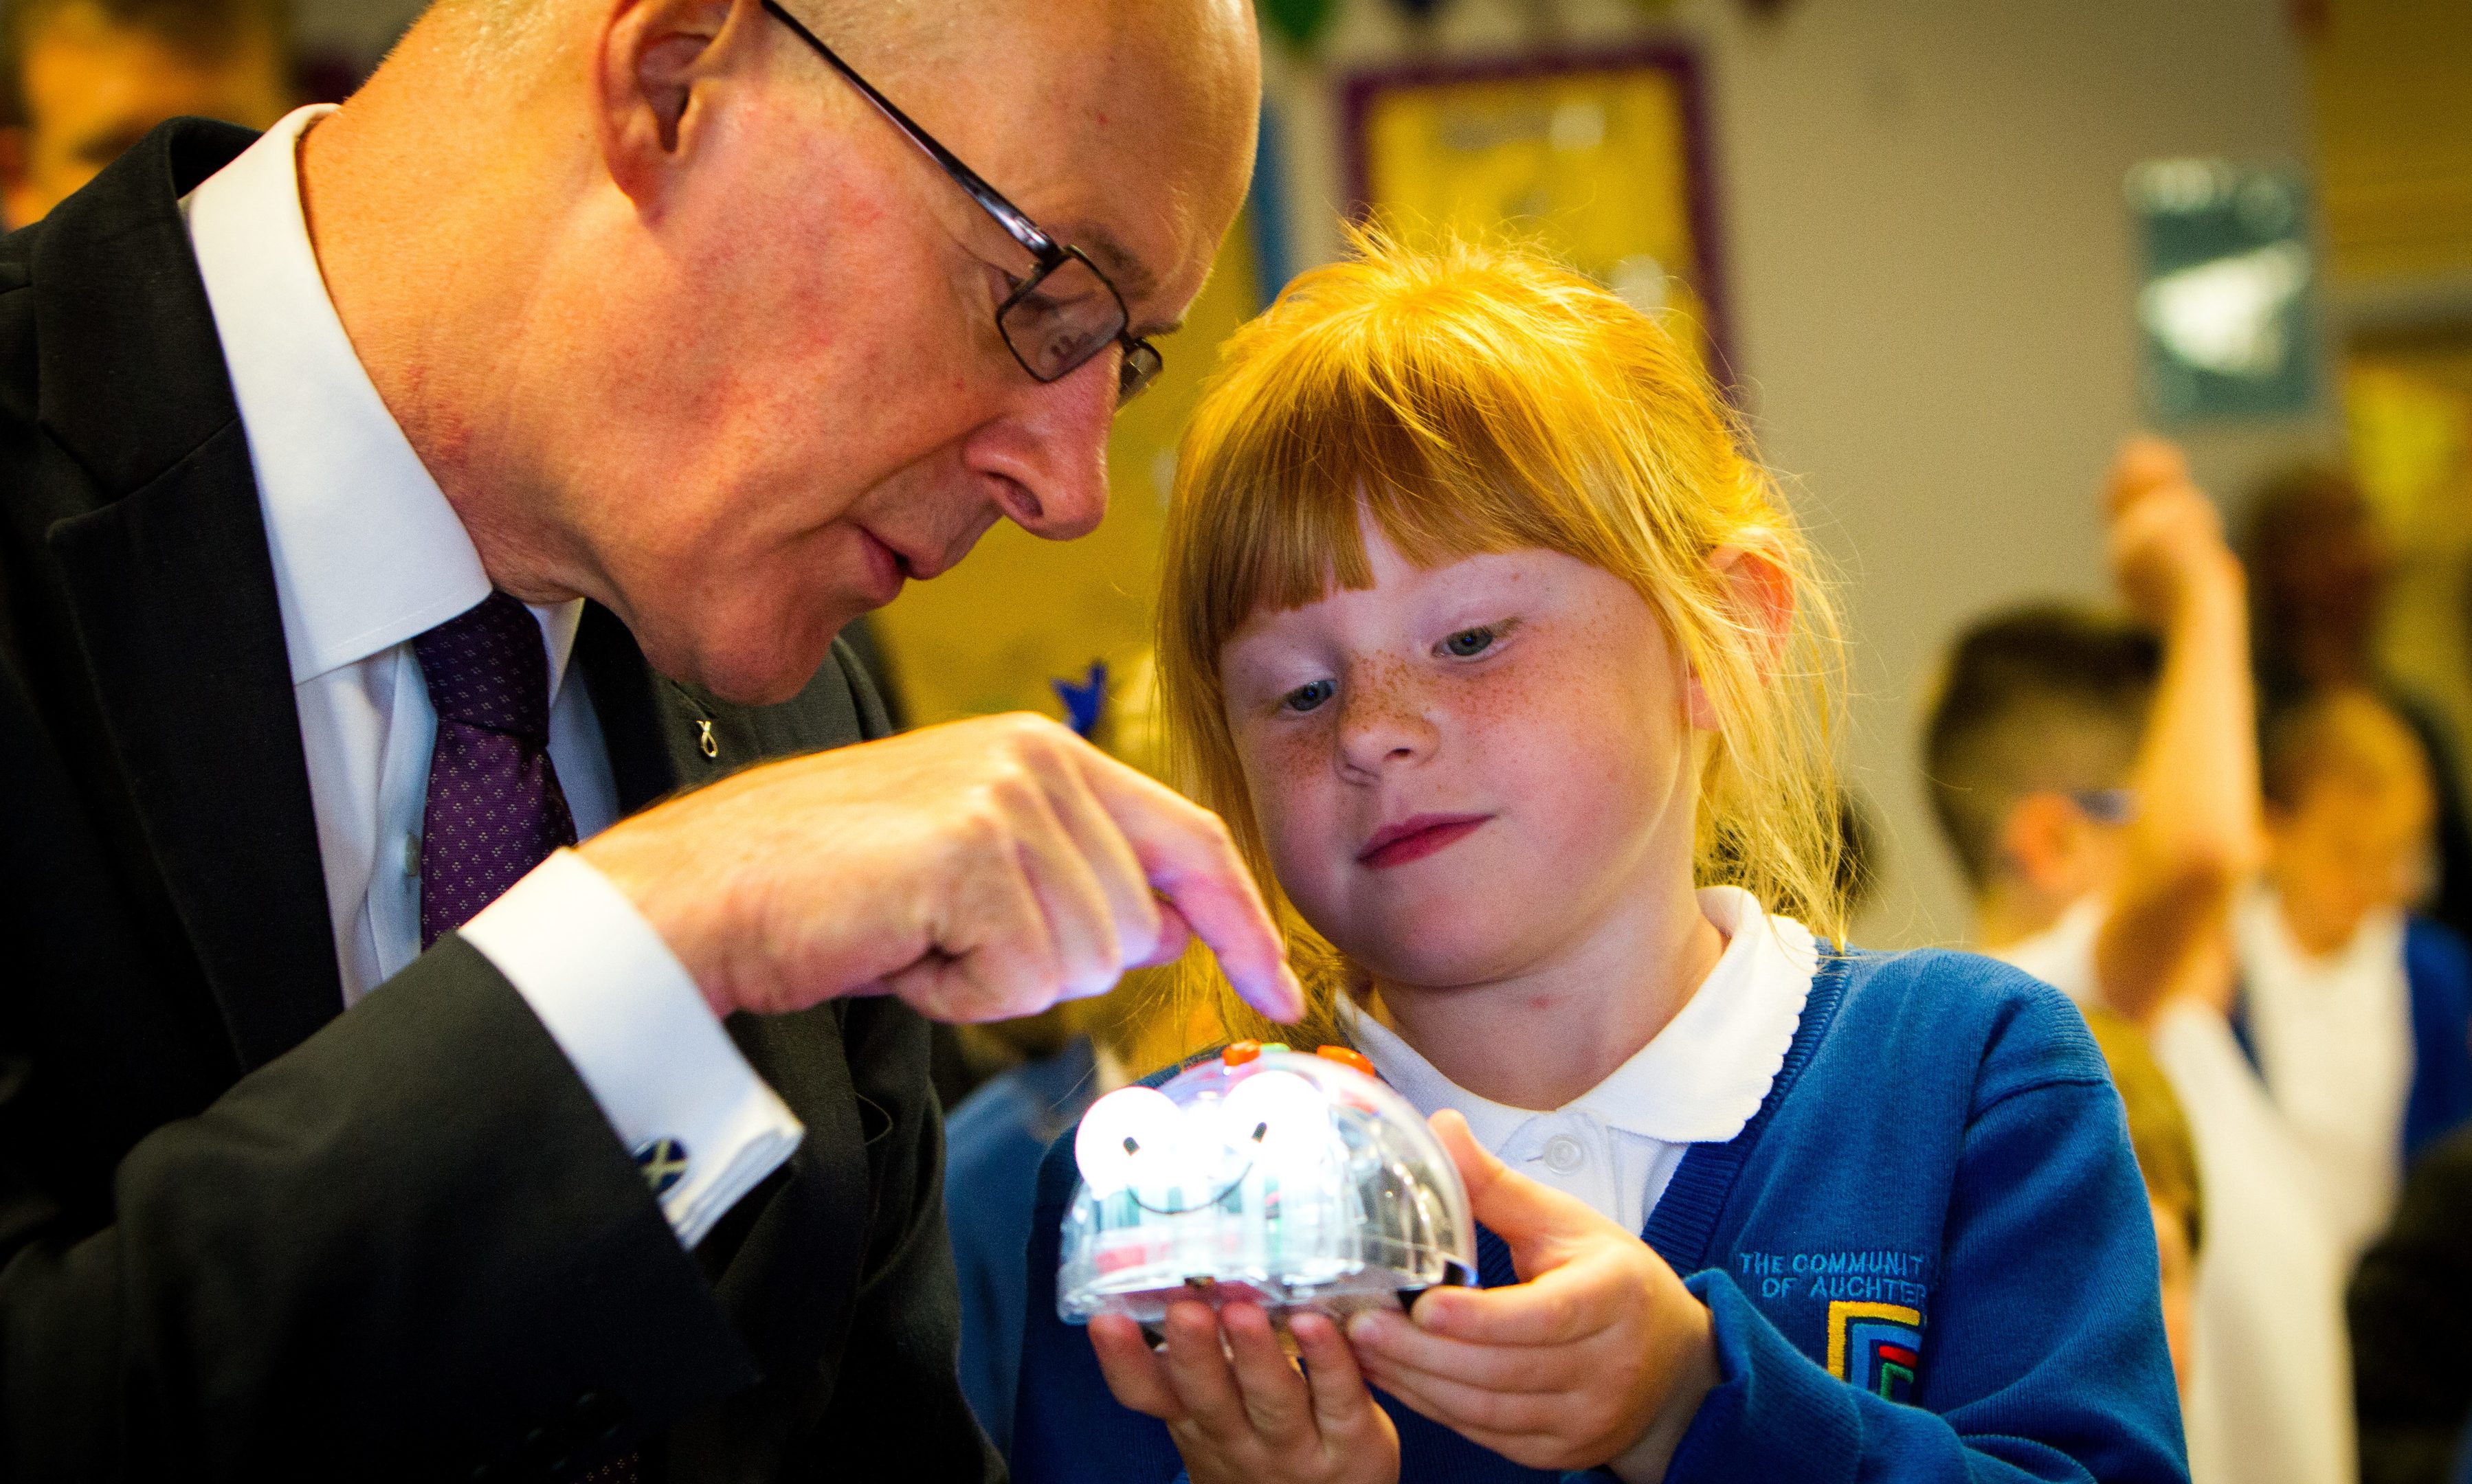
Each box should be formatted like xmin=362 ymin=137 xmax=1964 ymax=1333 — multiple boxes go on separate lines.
xmin=1827 ymin=1301 xmax=1922 ymax=1402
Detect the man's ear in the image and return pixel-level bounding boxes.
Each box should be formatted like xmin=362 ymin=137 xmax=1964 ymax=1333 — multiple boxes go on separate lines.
xmin=597 ymin=0 xmax=740 ymax=208
xmin=1682 ymin=538 xmax=1796 ymax=732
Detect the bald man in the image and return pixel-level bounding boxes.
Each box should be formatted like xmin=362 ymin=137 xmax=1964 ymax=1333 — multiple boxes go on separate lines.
xmin=0 ymin=0 xmax=1283 ymax=1476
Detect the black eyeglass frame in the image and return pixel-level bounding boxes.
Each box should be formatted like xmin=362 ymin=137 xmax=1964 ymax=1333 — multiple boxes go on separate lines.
xmin=759 ymin=0 xmax=1164 ymax=403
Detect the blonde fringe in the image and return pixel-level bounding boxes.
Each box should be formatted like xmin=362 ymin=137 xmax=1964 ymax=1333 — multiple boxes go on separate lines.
xmin=1146 ymin=225 xmax=1846 ymax=1054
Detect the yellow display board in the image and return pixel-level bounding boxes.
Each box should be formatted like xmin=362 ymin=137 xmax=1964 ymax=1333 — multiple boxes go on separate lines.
xmin=871 ymin=221 xmax=1263 ymax=728
xmin=1343 ymin=47 xmax=1725 ymax=374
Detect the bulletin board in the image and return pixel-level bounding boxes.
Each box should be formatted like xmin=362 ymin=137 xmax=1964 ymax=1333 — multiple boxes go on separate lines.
xmin=1341 ymin=45 xmax=1732 ymax=381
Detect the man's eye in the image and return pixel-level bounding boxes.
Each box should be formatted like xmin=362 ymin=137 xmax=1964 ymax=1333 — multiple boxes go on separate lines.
xmin=1442 ymin=627 xmax=1498 ymax=659
xmin=1282 ymin=679 xmax=1336 ymax=714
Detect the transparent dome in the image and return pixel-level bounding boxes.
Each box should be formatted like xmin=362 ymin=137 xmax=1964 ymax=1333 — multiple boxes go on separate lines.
xmin=1057 ymin=1044 xmax=1477 ymax=1326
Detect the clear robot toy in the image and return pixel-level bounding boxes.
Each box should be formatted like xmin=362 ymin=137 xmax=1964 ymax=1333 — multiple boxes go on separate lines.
xmin=1056 ymin=1042 xmax=1478 ymax=1327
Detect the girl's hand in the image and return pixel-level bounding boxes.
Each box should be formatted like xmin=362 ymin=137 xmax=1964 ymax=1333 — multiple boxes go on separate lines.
xmin=1346 ymin=1112 xmax=1722 ymax=1484
xmin=1089 ymin=1300 xmax=1401 ymax=1484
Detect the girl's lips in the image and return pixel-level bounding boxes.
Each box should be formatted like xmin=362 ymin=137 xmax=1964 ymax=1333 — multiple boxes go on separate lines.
xmin=1357 ymin=814 xmax=1491 ymax=870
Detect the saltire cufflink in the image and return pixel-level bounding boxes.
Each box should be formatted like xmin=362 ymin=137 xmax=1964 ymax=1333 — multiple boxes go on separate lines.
xmin=634 ymin=1137 xmax=691 ymax=1198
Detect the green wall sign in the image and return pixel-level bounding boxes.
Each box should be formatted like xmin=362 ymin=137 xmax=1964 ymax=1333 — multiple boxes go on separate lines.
xmin=2129 ymin=159 xmax=2320 ymax=423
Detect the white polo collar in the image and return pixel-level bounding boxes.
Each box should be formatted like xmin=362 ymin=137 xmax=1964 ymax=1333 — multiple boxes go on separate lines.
xmin=182 ymin=104 xmax=582 ymax=687
xmin=1345 ymin=886 xmax=1817 ymax=1149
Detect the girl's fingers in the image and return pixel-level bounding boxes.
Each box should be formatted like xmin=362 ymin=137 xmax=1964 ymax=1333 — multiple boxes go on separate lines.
xmin=1427 ymin=1112 xmax=1616 ymax=1288
xmin=1399 ymin=1258 xmax=1622 ymax=1347
xmin=1353 ymin=1355 xmax=1568 ymax=1439
xmin=1159 ymin=1302 xmax=1257 ymax=1448
xmin=1290 ymin=1312 xmax=1381 ymax=1437
xmin=1090 ymin=1314 xmax=1185 ymax=1420
xmin=1219 ymin=1303 xmax=1315 ymax=1440
xmin=1347 ymin=1311 xmax=1583 ymax=1394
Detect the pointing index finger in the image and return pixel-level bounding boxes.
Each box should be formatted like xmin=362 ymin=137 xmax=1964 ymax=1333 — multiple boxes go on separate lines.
xmin=1073 ymin=750 xmax=1304 ymax=1022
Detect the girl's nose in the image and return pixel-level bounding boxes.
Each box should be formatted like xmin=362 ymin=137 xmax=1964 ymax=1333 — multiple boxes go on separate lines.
xmin=1336 ymin=673 xmax=1438 ymax=774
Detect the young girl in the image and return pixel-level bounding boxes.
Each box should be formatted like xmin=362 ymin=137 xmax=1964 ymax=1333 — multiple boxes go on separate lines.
xmin=1009 ymin=234 xmax=2186 ymax=1483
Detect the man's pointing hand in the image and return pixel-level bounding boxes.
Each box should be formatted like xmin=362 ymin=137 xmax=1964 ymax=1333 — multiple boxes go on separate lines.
xmin=579 ymin=712 xmax=1304 ymax=1026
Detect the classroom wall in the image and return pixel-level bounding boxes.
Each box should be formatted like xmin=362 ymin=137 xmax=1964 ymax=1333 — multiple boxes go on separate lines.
xmin=290 ymin=0 xmax=423 ymax=73
xmin=1260 ymin=0 xmax=2333 ymax=947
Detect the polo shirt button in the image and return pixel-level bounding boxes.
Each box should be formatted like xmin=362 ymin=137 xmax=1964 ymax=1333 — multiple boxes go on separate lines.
xmin=1541 ymin=1134 xmax=1585 ymax=1175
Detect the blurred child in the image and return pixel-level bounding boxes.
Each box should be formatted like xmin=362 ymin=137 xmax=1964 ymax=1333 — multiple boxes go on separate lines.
xmin=2082 ymin=1006 xmax=2205 ymax=1406
xmin=1925 ymin=447 xmax=2352 ymax=1484
xmin=0 ymin=0 xmax=294 ymax=228
xmin=2247 ymin=465 xmax=2472 ymax=946
xmin=1012 ymin=234 xmax=2185 ymax=1484
xmin=2236 ymin=689 xmax=2472 ymax=1264
xmin=2350 ymin=1123 xmax=2472 ymax=1484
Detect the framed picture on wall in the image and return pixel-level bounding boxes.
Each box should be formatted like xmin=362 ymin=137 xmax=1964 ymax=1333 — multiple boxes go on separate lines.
xmin=1341 ymin=45 xmax=1732 ymax=382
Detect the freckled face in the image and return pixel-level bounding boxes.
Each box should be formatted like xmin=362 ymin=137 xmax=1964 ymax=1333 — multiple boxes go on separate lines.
xmin=1218 ymin=526 xmax=1704 ymax=988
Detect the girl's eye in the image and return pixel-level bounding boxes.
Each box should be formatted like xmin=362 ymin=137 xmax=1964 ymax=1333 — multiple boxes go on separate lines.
xmin=1441 ymin=626 xmax=1499 ymax=659
xmin=1282 ymin=679 xmax=1336 ymax=714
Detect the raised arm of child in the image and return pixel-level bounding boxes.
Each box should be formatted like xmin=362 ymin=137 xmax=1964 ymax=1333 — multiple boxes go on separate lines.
xmin=2093 ymin=437 xmax=2265 ymax=1026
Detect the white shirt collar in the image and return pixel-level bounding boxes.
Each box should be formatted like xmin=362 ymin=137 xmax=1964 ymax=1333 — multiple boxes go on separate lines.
xmin=1986 ymin=893 xmax=2104 ymax=1005
xmin=183 ymin=104 xmax=582 ymax=688
xmin=1344 ymin=886 xmax=1818 ymax=1148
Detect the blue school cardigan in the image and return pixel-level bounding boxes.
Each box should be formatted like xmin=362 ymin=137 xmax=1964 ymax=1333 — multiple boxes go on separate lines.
xmin=947 ymin=1037 xmax=1106 ymax=1454
xmin=2403 ymin=919 xmax=2472 ymax=1162
xmin=1011 ymin=949 xmax=2189 ymax=1484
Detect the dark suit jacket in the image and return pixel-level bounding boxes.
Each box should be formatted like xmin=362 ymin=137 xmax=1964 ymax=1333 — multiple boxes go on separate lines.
xmin=0 ymin=118 xmax=997 ymax=1483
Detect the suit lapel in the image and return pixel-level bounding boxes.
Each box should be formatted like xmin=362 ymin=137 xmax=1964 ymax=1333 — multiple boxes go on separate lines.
xmin=45 ymin=429 xmax=346 ymax=1071
xmin=36 ymin=121 xmax=342 ymax=1071
xmin=574 ymin=601 xmax=684 ymax=816
xmin=574 ymin=611 xmax=882 ymax=1396
xmin=572 ymin=602 xmax=874 ymax=811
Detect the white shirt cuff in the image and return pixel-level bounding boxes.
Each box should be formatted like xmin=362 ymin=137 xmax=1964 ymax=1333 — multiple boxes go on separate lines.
xmin=459 ymin=848 xmax=804 ymax=1249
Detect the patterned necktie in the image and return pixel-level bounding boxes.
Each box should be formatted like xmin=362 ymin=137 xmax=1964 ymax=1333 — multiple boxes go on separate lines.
xmin=414 ymin=599 xmax=638 ymax=1477
xmin=414 ymin=592 xmax=579 ymax=949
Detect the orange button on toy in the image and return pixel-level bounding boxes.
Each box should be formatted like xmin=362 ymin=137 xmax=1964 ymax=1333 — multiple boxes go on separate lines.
xmin=1222 ymin=1041 xmax=1262 ymax=1067
xmin=1317 ymin=1046 xmax=1376 ymax=1078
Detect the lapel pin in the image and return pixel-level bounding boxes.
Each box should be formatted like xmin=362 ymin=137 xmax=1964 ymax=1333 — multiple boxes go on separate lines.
xmin=696 ymin=719 xmax=718 ymax=760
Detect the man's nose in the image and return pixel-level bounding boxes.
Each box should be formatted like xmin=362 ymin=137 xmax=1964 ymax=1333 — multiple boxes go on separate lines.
xmin=963 ymin=353 xmax=1120 ymax=541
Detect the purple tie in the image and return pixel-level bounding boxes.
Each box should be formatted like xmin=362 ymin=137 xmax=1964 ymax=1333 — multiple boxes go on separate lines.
xmin=415 ymin=598 xmax=639 ymax=1479
xmin=414 ymin=592 xmax=578 ymax=949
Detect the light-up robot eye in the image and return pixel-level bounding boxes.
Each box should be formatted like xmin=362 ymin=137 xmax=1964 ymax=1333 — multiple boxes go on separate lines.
xmin=1218 ymin=1070 xmax=1330 ymax=1160
xmin=1074 ymin=1085 xmax=1182 ymax=1198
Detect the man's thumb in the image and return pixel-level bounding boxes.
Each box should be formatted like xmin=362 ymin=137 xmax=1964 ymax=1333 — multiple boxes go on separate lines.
xmin=1430 ymin=1110 xmax=1596 ymax=1272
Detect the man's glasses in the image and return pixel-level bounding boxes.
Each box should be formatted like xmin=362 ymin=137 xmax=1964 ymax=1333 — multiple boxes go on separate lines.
xmin=761 ymin=0 xmax=1165 ymax=405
